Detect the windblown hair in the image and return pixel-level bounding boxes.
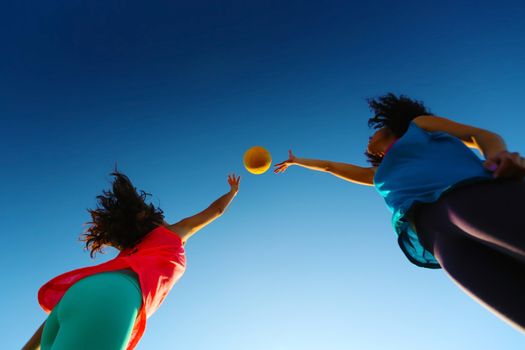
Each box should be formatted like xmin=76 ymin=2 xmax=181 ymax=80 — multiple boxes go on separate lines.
xmin=81 ymin=171 xmax=165 ymax=258
xmin=365 ymin=93 xmax=433 ymax=166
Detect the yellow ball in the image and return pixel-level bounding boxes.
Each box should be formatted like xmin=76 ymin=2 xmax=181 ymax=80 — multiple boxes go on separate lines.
xmin=243 ymin=146 xmax=272 ymax=175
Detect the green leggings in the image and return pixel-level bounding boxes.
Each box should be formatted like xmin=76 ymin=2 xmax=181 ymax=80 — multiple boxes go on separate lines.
xmin=41 ymin=271 xmax=142 ymax=350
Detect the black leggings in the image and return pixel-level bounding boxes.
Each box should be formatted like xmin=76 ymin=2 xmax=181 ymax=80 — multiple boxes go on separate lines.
xmin=414 ymin=179 xmax=525 ymax=332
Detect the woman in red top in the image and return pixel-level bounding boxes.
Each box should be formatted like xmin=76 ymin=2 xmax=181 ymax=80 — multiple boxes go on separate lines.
xmin=22 ymin=170 xmax=241 ymax=350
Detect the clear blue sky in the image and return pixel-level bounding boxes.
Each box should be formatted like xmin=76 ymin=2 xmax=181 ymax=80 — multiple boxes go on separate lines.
xmin=2 ymin=1 xmax=525 ymax=349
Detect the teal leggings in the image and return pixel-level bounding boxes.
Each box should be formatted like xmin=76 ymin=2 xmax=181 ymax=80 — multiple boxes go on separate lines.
xmin=41 ymin=271 xmax=142 ymax=350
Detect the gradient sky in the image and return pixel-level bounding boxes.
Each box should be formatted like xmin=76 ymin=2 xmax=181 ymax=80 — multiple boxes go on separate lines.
xmin=2 ymin=1 xmax=525 ymax=349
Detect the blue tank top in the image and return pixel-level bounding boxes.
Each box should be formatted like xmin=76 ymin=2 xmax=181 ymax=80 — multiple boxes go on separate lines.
xmin=374 ymin=121 xmax=494 ymax=268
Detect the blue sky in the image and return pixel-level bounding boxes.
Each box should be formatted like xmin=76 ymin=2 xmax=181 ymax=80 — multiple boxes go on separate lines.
xmin=2 ymin=1 xmax=525 ymax=349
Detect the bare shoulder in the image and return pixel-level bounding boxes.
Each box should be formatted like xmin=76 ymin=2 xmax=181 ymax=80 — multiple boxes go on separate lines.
xmin=413 ymin=115 xmax=481 ymax=133
xmin=163 ymin=222 xmax=188 ymax=243
xmin=412 ymin=115 xmax=490 ymax=148
xmin=412 ymin=115 xmax=456 ymax=129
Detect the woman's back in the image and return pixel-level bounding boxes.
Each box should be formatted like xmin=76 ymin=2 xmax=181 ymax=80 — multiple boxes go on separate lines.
xmin=374 ymin=121 xmax=494 ymax=268
xmin=374 ymin=121 xmax=493 ymax=216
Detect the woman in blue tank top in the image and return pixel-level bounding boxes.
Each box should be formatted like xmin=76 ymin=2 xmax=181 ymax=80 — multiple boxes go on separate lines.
xmin=274 ymin=93 xmax=525 ymax=332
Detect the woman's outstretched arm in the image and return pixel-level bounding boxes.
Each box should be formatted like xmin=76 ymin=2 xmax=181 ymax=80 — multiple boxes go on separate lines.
xmin=21 ymin=321 xmax=45 ymax=350
xmin=274 ymin=150 xmax=375 ymax=186
xmin=165 ymin=174 xmax=240 ymax=242
xmin=413 ymin=115 xmax=525 ymax=179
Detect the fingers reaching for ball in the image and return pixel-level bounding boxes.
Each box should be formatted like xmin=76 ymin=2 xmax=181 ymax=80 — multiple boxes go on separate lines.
xmin=273 ymin=164 xmax=288 ymax=174
xmin=274 ymin=149 xmax=296 ymax=174
xmin=228 ymin=173 xmax=241 ymax=193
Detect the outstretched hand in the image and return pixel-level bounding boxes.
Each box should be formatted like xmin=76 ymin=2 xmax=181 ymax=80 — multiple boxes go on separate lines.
xmin=484 ymin=151 xmax=525 ymax=180
xmin=228 ymin=173 xmax=241 ymax=194
xmin=274 ymin=149 xmax=297 ymax=174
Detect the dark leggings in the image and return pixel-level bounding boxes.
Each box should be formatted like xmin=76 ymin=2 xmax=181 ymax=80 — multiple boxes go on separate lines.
xmin=414 ymin=180 xmax=525 ymax=332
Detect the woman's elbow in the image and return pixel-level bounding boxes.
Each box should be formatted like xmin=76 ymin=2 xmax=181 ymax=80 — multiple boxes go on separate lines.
xmin=477 ymin=129 xmax=505 ymax=145
xmin=323 ymin=161 xmax=335 ymax=173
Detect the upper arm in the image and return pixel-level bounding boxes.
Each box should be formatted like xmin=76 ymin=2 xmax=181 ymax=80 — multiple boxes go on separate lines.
xmin=413 ymin=115 xmax=492 ymax=149
xmin=327 ymin=162 xmax=376 ymax=186
xmin=165 ymin=206 xmax=221 ymax=242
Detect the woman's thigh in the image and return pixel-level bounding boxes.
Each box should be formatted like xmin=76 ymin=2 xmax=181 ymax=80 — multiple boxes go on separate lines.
xmin=432 ymin=228 xmax=525 ymax=331
xmin=41 ymin=305 xmax=60 ymax=349
xmin=440 ymin=180 xmax=525 ymax=260
xmin=415 ymin=196 xmax=525 ymax=331
xmin=41 ymin=272 xmax=142 ymax=350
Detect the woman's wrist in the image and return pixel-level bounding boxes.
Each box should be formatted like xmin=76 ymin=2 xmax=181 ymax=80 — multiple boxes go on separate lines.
xmin=485 ymin=149 xmax=508 ymax=161
xmin=291 ymin=157 xmax=301 ymax=165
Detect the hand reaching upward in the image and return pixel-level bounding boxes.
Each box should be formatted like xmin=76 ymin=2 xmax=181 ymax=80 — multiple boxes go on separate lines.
xmin=228 ymin=173 xmax=241 ymax=194
xmin=274 ymin=149 xmax=297 ymax=174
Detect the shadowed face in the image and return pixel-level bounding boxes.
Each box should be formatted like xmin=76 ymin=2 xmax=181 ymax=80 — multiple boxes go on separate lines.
xmin=367 ymin=127 xmax=395 ymax=156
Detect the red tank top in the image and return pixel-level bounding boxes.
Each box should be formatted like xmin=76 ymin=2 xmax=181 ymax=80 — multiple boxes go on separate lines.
xmin=38 ymin=226 xmax=186 ymax=350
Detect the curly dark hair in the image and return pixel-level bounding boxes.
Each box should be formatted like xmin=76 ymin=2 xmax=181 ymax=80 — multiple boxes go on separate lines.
xmin=364 ymin=93 xmax=433 ymax=166
xmin=81 ymin=170 xmax=165 ymax=258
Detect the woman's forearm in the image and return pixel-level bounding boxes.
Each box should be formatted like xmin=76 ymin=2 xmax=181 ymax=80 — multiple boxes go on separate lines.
xmin=473 ymin=131 xmax=507 ymax=159
xmin=209 ymin=190 xmax=237 ymax=215
xmin=162 ymin=174 xmax=240 ymax=240
xmin=293 ymin=158 xmax=332 ymax=172
xmin=293 ymin=158 xmax=374 ymax=185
